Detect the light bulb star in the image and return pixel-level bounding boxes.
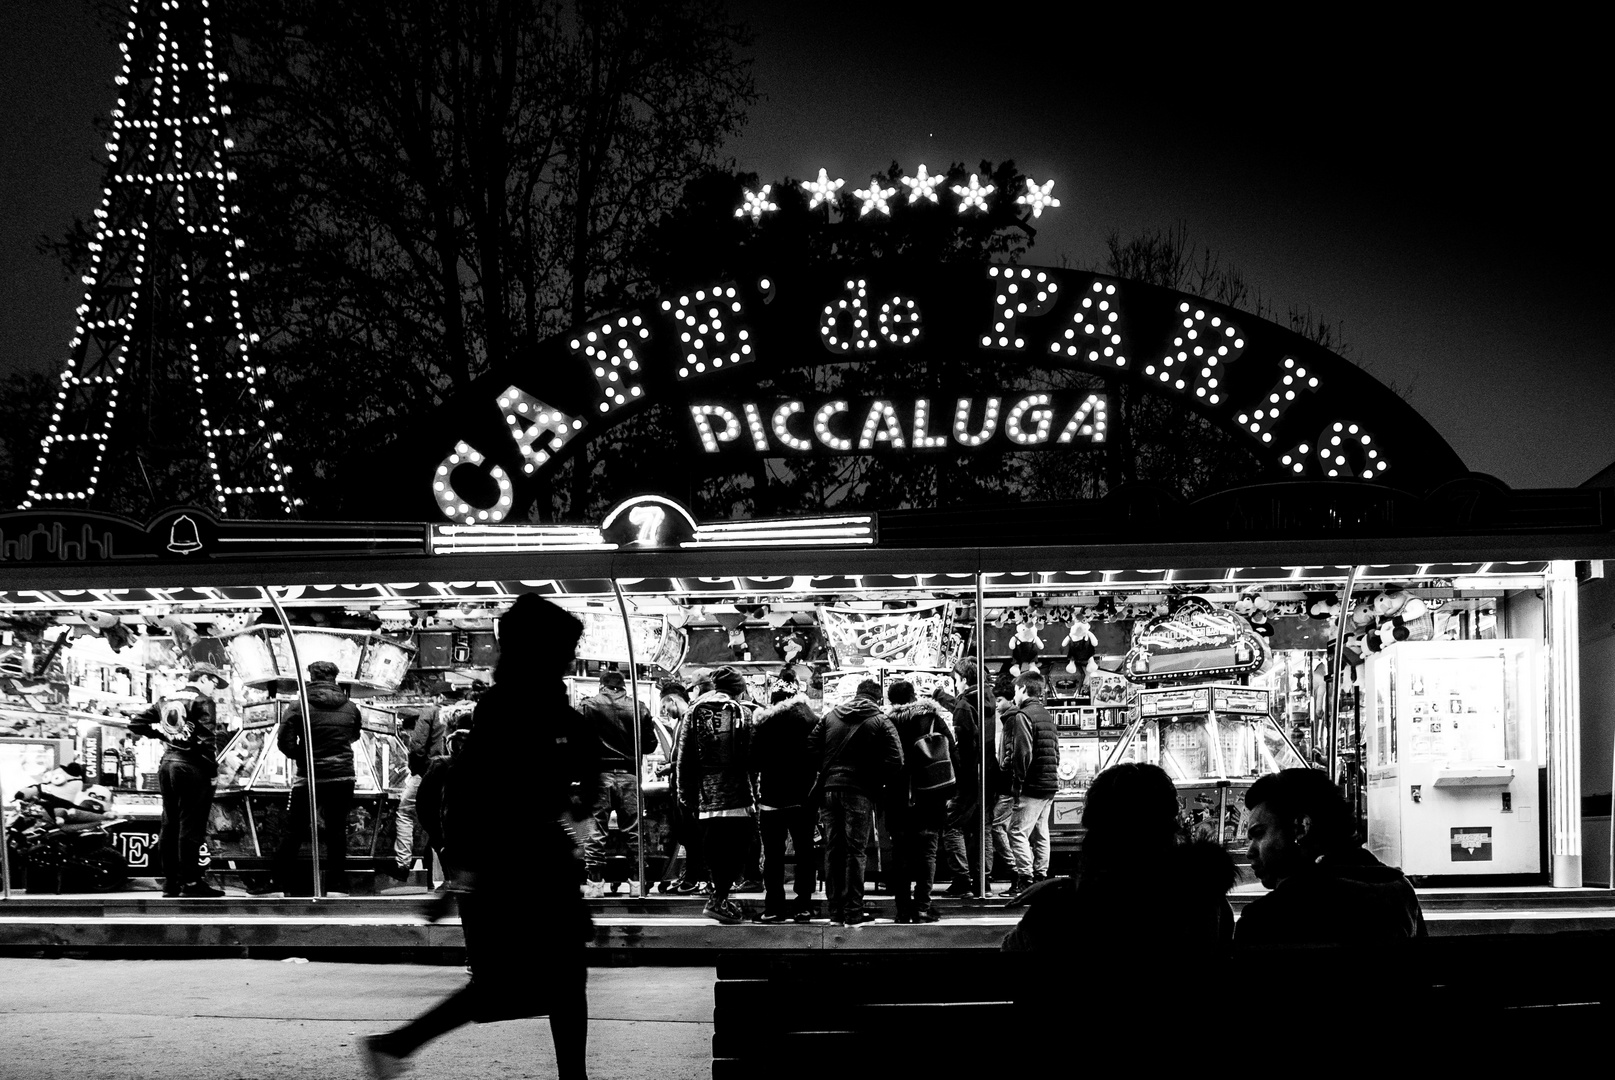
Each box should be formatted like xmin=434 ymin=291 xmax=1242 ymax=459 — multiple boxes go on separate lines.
xmin=853 ymin=178 xmax=897 ymax=217
xmin=952 ymin=173 xmax=995 ymax=214
xmin=734 ymin=184 xmax=778 ymax=222
xmin=802 ymin=169 xmax=845 ymax=210
xmin=900 ymin=163 xmax=944 ymax=204
xmin=1017 ymin=177 xmax=1061 ymax=217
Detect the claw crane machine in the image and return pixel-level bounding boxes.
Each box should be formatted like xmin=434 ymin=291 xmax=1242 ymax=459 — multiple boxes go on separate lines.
xmin=1099 ymin=599 xmax=1308 ymax=852
xmin=1363 ymin=639 xmax=1541 ymax=877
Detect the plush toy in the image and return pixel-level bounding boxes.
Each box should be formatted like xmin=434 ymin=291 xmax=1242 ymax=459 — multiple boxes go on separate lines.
xmin=1063 ymin=618 xmax=1099 ymax=676
xmin=1363 ymin=587 xmax=1430 ymax=652
xmin=83 ymin=609 xmax=133 ymax=652
xmin=1009 ymin=620 xmax=1045 ymax=676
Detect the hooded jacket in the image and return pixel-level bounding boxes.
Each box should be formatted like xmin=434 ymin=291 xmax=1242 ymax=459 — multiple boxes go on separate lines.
xmin=1233 ymin=846 xmax=1427 ymax=946
xmin=404 ymin=703 xmax=447 ymax=777
xmin=130 ymin=686 xmax=220 ymax=770
xmin=807 ymin=696 xmax=904 ymax=799
xmin=1003 ymin=840 xmax=1239 ymax=955
xmin=887 ymin=698 xmax=956 ymax=820
xmin=278 ymin=681 xmax=362 ymax=784
xmin=749 ymin=692 xmax=820 ymax=809
xmin=674 ymin=690 xmax=756 ymax=814
xmin=581 ymin=684 xmax=657 ymax=771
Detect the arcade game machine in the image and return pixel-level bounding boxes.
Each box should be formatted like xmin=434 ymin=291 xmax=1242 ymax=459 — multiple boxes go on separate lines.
xmin=1095 ymin=600 xmax=1308 ymax=856
xmin=1363 ymin=639 xmax=1541 ymax=878
xmin=1049 ymin=672 xmax=1141 ymax=839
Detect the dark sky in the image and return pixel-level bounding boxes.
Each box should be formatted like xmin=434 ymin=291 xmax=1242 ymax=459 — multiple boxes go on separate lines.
xmin=4 ymin=3 xmax=1610 ymax=488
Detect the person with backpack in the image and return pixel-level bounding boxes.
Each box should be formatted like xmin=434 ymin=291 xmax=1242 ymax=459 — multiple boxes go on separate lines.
xmin=884 ymin=679 xmax=956 ymax=923
xmin=675 ymin=667 xmax=757 ymax=924
xmin=807 ymin=677 xmax=904 ymax=925
xmin=749 ymin=680 xmax=821 ymax=923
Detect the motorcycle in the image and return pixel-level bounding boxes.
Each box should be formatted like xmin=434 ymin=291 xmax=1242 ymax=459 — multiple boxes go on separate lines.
xmin=5 ymin=764 xmax=130 ymax=893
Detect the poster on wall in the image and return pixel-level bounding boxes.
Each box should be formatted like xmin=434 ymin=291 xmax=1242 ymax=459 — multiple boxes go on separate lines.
xmin=818 ymin=602 xmax=953 ymax=670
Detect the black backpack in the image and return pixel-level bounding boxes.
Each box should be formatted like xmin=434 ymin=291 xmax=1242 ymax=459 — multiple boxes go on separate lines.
xmin=910 ymin=717 xmax=956 ymax=800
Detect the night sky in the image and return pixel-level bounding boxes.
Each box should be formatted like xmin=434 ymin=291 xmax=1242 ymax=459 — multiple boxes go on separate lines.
xmin=3 ymin=3 xmax=1609 ymax=490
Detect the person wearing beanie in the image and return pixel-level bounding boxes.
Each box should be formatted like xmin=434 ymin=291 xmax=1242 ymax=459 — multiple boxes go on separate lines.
xmin=884 ymin=679 xmax=956 ymax=923
xmin=676 ymin=666 xmax=758 ymax=923
xmin=274 ymin=658 xmax=363 ymax=896
xmin=807 ymin=677 xmax=904 ymax=924
xmin=579 ymin=666 xmax=657 ymax=895
xmin=128 ymin=661 xmax=230 ymax=897
xmin=748 ymin=681 xmax=821 ymax=922
xmin=364 ymin=592 xmax=601 ymax=1080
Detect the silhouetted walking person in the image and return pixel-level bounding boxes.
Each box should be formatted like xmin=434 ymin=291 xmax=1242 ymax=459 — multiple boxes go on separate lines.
xmin=363 ymin=593 xmax=601 ymax=1080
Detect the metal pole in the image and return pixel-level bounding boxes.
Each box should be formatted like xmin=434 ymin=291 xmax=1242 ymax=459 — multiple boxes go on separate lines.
xmin=1543 ymin=560 xmax=1583 ymax=887
xmin=263 ymin=586 xmax=322 ymax=899
xmin=975 ymin=571 xmax=988 ymax=898
xmin=611 ymin=579 xmax=649 ymax=899
xmin=1 ymin=781 xmax=11 ymax=899
xmin=1327 ymin=567 xmax=1360 ymax=782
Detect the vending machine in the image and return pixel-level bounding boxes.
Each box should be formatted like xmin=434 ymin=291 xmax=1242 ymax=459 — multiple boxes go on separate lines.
xmin=1363 ymin=640 xmax=1541 ymax=877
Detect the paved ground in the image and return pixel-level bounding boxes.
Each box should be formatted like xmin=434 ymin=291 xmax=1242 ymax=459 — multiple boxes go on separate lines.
xmin=0 ymin=958 xmax=715 ymax=1079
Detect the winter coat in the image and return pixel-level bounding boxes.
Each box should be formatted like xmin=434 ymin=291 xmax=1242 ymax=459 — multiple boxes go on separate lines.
xmin=950 ymin=690 xmax=998 ymax=801
xmin=450 ymin=675 xmax=602 ymax=1022
xmin=403 ymin=703 xmax=447 ymax=776
xmin=1002 ymin=840 xmax=1239 ymax=956
xmin=887 ymin=698 xmax=956 ymax=826
xmin=129 ymin=688 xmax=220 ymax=771
xmin=674 ymin=691 xmax=756 ymax=815
xmin=277 ymin=681 xmax=361 ymax=784
xmin=581 ymin=685 xmax=657 ymax=771
xmin=1001 ymin=699 xmax=1059 ymax=798
xmin=749 ymin=693 xmax=820 ymax=809
xmin=807 ymin=697 xmax=904 ymax=799
xmin=1233 ymin=846 xmax=1427 ymax=946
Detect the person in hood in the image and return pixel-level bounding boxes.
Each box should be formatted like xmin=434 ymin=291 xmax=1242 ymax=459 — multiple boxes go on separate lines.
xmin=807 ymin=677 xmax=904 ymax=924
xmin=749 ymin=681 xmax=821 ymax=923
xmin=1236 ymin=768 xmax=1426 ymax=945
xmin=1003 ymin=762 xmax=1237 ymax=958
xmin=579 ymin=668 xmax=657 ymax=894
xmin=676 ymin=667 xmax=757 ymax=924
xmin=273 ymin=659 xmax=362 ymax=895
xmin=129 ymin=661 xmax=229 ymax=897
xmin=885 ymin=679 xmax=955 ymax=923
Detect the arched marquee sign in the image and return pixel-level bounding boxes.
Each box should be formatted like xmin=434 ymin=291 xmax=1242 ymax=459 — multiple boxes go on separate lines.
xmin=407 ymin=262 xmax=1466 ymax=524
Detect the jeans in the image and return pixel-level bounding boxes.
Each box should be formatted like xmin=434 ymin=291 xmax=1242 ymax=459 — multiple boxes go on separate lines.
xmin=1008 ymin=793 xmax=1052 ymax=879
xmin=823 ymin=790 xmax=875 ymax=918
xmin=393 ymin=773 xmax=422 ymax=867
xmin=991 ymin=794 xmax=1016 ymax=876
xmin=585 ymin=770 xmax=640 ymax=878
xmin=157 ymin=756 xmax=215 ymax=890
xmin=759 ymin=806 xmax=816 ymax=914
xmin=664 ymin=796 xmax=706 ymax=884
xmin=890 ymin=815 xmax=940 ymax=913
xmin=701 ymin=815 xmax=754 ymax=901
xmin=941 ymin=792 xmax=982 ymax=884
xmin=274 ymin=779 xmax=355 ymax=894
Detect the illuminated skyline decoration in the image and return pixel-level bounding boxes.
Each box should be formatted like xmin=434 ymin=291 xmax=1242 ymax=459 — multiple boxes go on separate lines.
xmin=1016 ymin=177 xmax=1060 ymax=218
xmin=952 ymin=173 xmax=995 ymax=213
xmin=900 ymin=164 xmax=944 ymax=204
xmin=734 ymin=184 xmax=778 ymax=222
xmin=802 ymin=169 xmax=845 ymax=210
xmin=852 ymin=178 xmax=897 ymax=217
xmin=20 ymin=0 xmax=294 ymax=518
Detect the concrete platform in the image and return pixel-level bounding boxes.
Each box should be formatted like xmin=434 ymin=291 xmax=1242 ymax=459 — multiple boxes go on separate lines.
xmin=4 ymin=884 xmax=1615 ymax=957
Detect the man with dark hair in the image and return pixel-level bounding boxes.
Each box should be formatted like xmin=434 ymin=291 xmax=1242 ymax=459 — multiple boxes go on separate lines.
xmin=749 ymin=683 xmax=821 ymax=923
xmin=1001 ymin=671 xmax=1058 ymax=898
xmin=884 ymin=679 xmax=955 ymax=922
xmin=580 ymin=668 xmax=657 ymax=896
xmin=1236 ymin=767 xmax=1426 ymax=945
xmin=677 ymin=666 xmax=757 ymax=923
xmin=274 ymin=659 xmax=362 ymax=896
xmin=808 ymin=677 xmax=904 ymax=924
xmin=942 ymin=661 xmax=996 ymax=896
xmin=390 ymin=695 xmax=448 ymax=881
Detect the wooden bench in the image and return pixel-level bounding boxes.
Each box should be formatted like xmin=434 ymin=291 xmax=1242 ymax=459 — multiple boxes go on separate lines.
xmin=711 ymin=932 xmax=1615 ymax=1076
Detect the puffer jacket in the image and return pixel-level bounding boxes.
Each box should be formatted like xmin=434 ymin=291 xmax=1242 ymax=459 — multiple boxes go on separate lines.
xmin=1001 ymin=699 xmax=1059 ymax=798
xmin=674 ymin=690 xmax=756 ymax=814
xmin=887 ymin=698 xmax=956 ymax=824
xmin=749 ymin=692 xmax=820 ymax=809
xmin=278 ymin=681 xmax=362 ymax=783
xmin=807 ymin=696 xmax=904 ymax=798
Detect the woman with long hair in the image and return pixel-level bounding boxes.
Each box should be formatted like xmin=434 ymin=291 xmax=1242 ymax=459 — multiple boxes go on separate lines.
xmin=363 ymin=593 xmax=601 ymax=1080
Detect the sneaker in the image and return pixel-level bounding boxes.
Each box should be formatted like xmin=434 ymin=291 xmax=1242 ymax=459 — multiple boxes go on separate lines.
xmin=943 ymin=879 xmax=975 ymax=897
xmin=735 ymin=879 xmax=762 ymax=894
xmin=894 ymin=911 xmax=916 ymax=924
xmin=842 ymin=909 xmax=868 ymax=926
xmin=360 ymin=1034 xmax=409 ymax=1079
xmin=915 ymin=907 xmax=941 ymax=923
xmin=755 ymin=911 xmax=788 ymax=924
xmin=179 ymin=881 xmax=226 ymax=898
xmin=703 ymin=898 xmax=744 ymax=925
xmin=793 ymin=910 xmax=815 ymax=924
xmin=670 ymin=880 xmax=702 ymax=895
xmin=386 ymin=862 xmax=413 ymax=882
xmin=580 ymin=879 xmax=606 ymax=899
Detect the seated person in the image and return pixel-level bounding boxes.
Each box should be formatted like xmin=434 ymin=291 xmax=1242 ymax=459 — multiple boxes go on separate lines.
xmin=1235 ymin=767 xmax=1426 ymax=946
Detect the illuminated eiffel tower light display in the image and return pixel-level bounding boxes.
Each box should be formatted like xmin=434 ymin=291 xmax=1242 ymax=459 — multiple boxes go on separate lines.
xmin=19 ymin=0 xmax=294 ymax=517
